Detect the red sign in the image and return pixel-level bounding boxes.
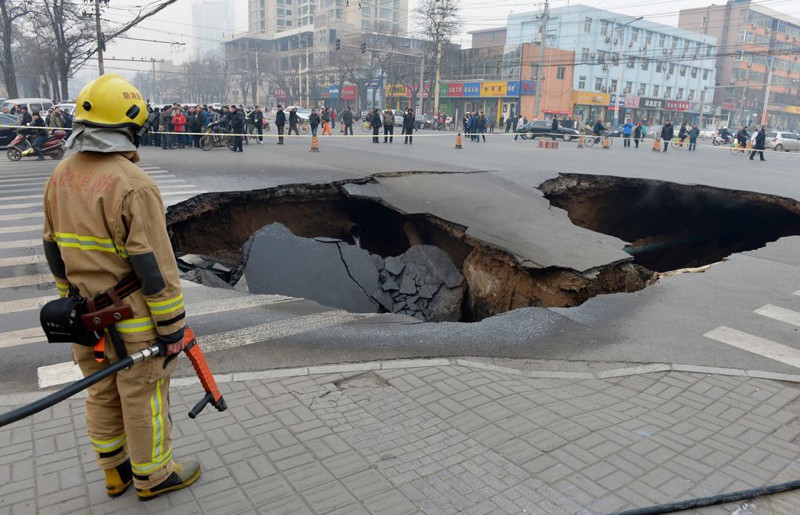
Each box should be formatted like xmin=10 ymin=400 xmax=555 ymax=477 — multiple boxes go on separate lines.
xmin=342 ymin=85 xmax=356 ymax=100
xmin=274 ymin=87 xmax=287 ymax=98
xmin=447 ymin=82 xmax=463 ymax=97
xmin=665 ymin=100 xmax=690 ymax=111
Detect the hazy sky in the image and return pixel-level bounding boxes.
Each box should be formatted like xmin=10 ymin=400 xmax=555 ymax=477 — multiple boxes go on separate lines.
xmin=92 ymin=0 xmax=798 ymax=79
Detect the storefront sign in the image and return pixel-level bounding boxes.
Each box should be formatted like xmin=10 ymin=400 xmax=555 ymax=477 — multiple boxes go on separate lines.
xmin=385 ymin=84 xmax=408 ymax=97
xmin=481 ymin=82 xmax=507 ymax=97
xmin=664 ymin=100 xmax=690 ymax=111
xmin=463 ymin=82 xmax=481 ymax=97
xmin=446 ymin=82 xmax=464 ymax=97
xmin=363 ymin=78 xmax=382 ymax=88
xmin=573 ymin=91 xmax=610 ymax=106
xmin=519 ymin=80 xmax=536 ymax=96
xmin=624 ymin=95 xmax=640 ymax=108
xmin=328 ymin=86 xmax=339 ymax=99
xmin=274 ymin=87 xmax=287 ymax=98
xmin=609 ymin=93 xmax=625 ymax=107
xmin=787 ymin=105 xmax=800 ymax=114
xmin=638 ymin=97 xmax=664 ymax=110
xmin=342 ymin=85 xmax=357 ymax=100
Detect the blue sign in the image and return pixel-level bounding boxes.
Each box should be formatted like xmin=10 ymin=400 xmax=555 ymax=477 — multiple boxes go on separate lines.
xmin=328 ymin=86 xmax=339 ymax=99
xmin=609 ymin=93 xmax=625 ymax=106
xmin=463 ymin=82 xmax=481 ymax=97
xmin=363 ymin=79 xmax=382 ymax=88
xmin=506 ymin=81 xmax=519 ymax=96
xmin=519 ymin=80 xmax=536 ymax=96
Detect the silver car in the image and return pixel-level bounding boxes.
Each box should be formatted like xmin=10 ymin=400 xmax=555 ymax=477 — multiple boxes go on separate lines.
xmin=766 ymin=131 xmax=800 ymax=152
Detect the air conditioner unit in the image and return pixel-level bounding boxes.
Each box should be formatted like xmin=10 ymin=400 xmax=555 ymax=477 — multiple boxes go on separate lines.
xmin=642 ymin=44 xmax=648 ymax=51
xmin=605 ymin=36 xmax=611 ymax=43
xmin=663 ymin=48 xmax=668 ymax=54
xmin=663 ymin=93 xmax=670 ymax=98
xmin=590 ymin=52 xmax=596 ymax=58
xmin=614 ymin=38 xmax=619 ymax=45
xmin=629 ymin=41 xmax=634 ymax=48
xmin=666 ymin=74 xmax=672 ymax=79
xmin=602 ymin=64 xmax=610 ymax=70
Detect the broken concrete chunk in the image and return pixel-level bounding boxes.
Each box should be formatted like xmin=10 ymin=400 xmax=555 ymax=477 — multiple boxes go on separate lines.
xmin=384 ymin=256 xmax=405 ymax=276
xmin=371 ymin=254 xmax=385 ymax=271
xmin=400 ymin=245 xmax=464 ymax=289
xmin=392 ymin=301 xmax=405 ymax=313
xmin=381 ymin=277 xmax=400 ymax=291
xmin=371 ymin=289 xmax=395 ymax=311
xmin=211 ymin=262 xmax=232 ymax=273
xmin=399 ymin=275 xmax=417 ymax=295
xmin=418 ymin=284 xmax=434 ymax=299
xmin=178 ymin=254 xmax=210 ymax=268
xmin=185 ymin=268 xmax=234 ymax=290
xmin=243 ymin=223 xmax=378 ymax=313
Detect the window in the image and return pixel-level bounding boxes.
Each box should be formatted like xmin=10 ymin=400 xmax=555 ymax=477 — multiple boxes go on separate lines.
xmin=584 ymin=17 xmax=592 ymax=33
xmin=641 ymin=59 xmax=649 ymax=71
xmin=688 ymin=90 xmax=695 ymax=100
xmin=380 ymin=7 xmax=390 ymax=18
xmin=703 ymin=69 xmax=709 ymax=80
xmin=638 ymin=83 xmax=647 ymax=96
xmin=737 ymin=30 xmax=747 ymax=43
xmin=601 ymin=21 xmax=609 ymax=36
xmin=669 ymin=64 xmax=675 ymax=75
xmin=691 ymin=67 xmax=697 ymax=78
xmin=680 ymin=65 xmax=686 ymax=77
xmin=665 ymin=86 xmax=672 ymax=98
xmin=595 ymin=78 xmax=604 ymax=91
xmin=631 ymin=29 xmax=639 ymax=42
xmin=579 ymin=76 xmax=586 ymax=89
xmin=671 ymin=37 xmax=678 ymax=49
xmin=652 ymin=85 xmax=659 ymax=97
xmin=624 ymin=81 xmax=633 ymax=94
xmin=676 ymin=88 xmax=683 ymax=99
xmin=656 ymin=61 xmax=663 ymax=73
xmin=627 ymin=57 xmax=635 ymax=69
xmin=581 ymin=47 xmax=590 ymax=62
xmin=659 ymin=34 xmax=666 ymax=47
xmin=646 ymin=31 xmax=653 ymax=45
xmin=277 ymin=8 xmax=284 ymax=14
xmin=556 ymin=66 xmax=566 ymax=80
xmin=701 ymin=15 xmax=707 ymax=27
xmin=610 ymin=79 xmax=617 ymax=92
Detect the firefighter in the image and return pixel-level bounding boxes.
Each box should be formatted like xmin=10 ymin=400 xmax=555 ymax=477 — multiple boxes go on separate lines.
xmin=42 ymin=73 xmax=201 ymax=501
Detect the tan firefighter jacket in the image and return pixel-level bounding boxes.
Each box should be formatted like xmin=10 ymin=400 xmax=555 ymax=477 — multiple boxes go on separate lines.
xmin=42 ymin=151 xmax=185 ymax=344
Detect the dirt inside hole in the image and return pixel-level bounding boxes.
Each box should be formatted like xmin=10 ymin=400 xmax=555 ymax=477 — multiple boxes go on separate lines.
xmin=166 ymin=180 xmax=653 ymax=321
xmin=540 ymin=174 xmax=800 ymax=272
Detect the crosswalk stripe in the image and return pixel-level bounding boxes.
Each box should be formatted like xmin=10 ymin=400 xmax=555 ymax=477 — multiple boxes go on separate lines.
xmin=0 ymin=327 xmax=45 ymax=350
xmin=1 ymin=194 xmax=42 ymax=202
xmin=0 ymin=239 xmax=39 ymax=250
xmin=0 ymin=295 xmax=52 ymax=315
xmin=0 ymin=224 xmax=42 ymax=234
xmin=157 ymin=183 xmax=199 ymax=190
xmin=0 ymin=212 xmax=43 ymax=222
xmin=0 ymin=254 xmax=45 ymax=267
xmin=0 ymin=176 xmax=50 ymax=184
xmin=37 ymin=309 xmax=378 ymax=388
xmin=0 ymin=274 xmax=51 ymax=289
xmin=0 ymin=224 xmax=40 ymax=235
xmin=0 ymin=202 xmax=40 ymax=210
xmin=704 ymin=326 xmax=800 ymax=370
xmin=755 ymin=304 xmax=800 ymax=328
xmin=1 ymin=187 xmax=43 ymax=194
xmin=161 ymin=190 xmax=205 ymax=196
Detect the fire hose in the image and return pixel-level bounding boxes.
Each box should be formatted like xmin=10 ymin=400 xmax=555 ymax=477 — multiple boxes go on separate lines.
xmin=0 ymin=327 xmax=226 ymax=428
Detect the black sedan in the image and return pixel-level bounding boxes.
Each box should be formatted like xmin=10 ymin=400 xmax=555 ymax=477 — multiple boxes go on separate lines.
xmin=0 ymin=113 xmax=19 ymax=148
xmin=517 ymin=120 xmax=580 ymax=141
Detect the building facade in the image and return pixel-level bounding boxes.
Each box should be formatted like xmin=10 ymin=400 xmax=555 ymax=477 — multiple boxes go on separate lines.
xmin=507 ymin=5 xmax=717 ymax=126
xmin=679 ymin=0 xmax=800 ymax=129
xmin=192 ymin=0 xmax=236 ymax=60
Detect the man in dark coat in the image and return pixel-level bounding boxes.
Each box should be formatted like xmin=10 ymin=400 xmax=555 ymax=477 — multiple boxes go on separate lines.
xmin=253 ymin=106 xmax=264 ymax=143
xmin=230 ymin=104 xmax=245 ymax=152
xmin=661 ymin=121 xmax=674 ymax=152
xmin=371 ymin=108 xmax=381 ymax=143
xmin=749 ymin=126 xmax=766 ymax=161
xmin=402 ymin=108 xmax=415 ymax=144
xmin=275 ymin=104 xmax=286 ymax=144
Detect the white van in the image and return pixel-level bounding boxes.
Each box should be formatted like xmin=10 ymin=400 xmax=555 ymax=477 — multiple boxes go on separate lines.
xmin=1 ymin=97 xmax=54 ymax=114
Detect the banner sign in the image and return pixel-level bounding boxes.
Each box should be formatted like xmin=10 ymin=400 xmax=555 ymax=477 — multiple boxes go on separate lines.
xmin=463 ymin=82 xmax=481 ymax=97
xmin=573 ymin=92 xmax=610 ymax=106
xmin=638 ymin=97 xmax=664 ymax=110
xmin=665 ymin=100 xmax=690 ymax=111
xmin=342 ymin=85 xmax=356 ymax=100
xmin=519 ymin=80 xmax=536 ymax=96
xmin=481 ymin=82 xmax=507 ymax=97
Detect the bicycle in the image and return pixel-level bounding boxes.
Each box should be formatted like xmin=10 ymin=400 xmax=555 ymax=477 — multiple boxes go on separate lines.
xmin=299 ymin=122 xmax=309 ymax=134
xmin=200 ymin=124 xmax=234 ymax=151
xmin=584 ymin=131 xmax=612 ymax=148
xmin=361 ymin=121 xmax=372 ymax=132
xmin=670 ymin=137 xmax=688 ymax=150
xmin=729 ymin=140 xmax=751 ymax=155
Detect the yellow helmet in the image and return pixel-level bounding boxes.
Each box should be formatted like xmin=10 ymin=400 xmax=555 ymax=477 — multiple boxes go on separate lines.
xmin=73 ymin=73 xmax=148 ymax=129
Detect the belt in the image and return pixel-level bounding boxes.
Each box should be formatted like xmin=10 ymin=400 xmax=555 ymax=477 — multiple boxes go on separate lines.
xmin=92 ymin=275 xmax=141 ymax=310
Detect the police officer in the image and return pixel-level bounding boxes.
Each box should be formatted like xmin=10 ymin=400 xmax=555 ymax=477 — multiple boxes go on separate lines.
xmin=42 ymin=74 xmax=200 ymax=501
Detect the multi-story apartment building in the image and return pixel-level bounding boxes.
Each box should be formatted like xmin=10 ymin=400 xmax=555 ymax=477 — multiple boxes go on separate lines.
xmin=192 ymin=0 xmax=236 ymax=60
xmin=507 ymin=5 xmax=717 ymax=126
xmin=679 ymin=0 xmax=800 ymax=129
xmin=247 ymin=0 xmax=407 ymax=37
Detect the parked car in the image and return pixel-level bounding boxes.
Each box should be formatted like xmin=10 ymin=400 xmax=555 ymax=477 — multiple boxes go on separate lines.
xmin=699 ymin=126 xmax=717 ymax=139
xmin=54 ymin=103 xmax=76 ymax=116
xmin=519 ymin=120 xmax=580 ymax=141
xmin=0 ymin=113 xmax=19 ymax=148
xmin=1 ymin=97 xmax=53 ymax=115
xmin=283 ymin=106 xmax=311 ymax=121
xmin=766 ymin=130 xmax=800 ymax=152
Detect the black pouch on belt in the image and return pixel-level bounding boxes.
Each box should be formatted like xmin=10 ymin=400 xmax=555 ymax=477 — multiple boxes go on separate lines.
xmin=40 ymin=296 xmax=102 ymax=346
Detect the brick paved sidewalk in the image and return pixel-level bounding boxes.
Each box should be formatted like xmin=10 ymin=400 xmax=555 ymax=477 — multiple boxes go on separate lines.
xmin=2 ymin=360 xmax=800 ymax=514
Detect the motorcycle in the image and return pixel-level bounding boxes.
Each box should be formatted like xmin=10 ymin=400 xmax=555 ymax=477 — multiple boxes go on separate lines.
xmin=7 ymin=130 xmax=67 ymax=161
xmin=712 ymin=133 xmax=731 ymax=146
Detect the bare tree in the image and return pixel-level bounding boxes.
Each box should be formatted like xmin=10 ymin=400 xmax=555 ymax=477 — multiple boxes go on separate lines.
xmin=413 ymin=0 xmax=461 ymax=113
xmin=36 ymin=1 xmax=95 ymax=100
xmin=0 ymin=0 xmax=30 ymax=97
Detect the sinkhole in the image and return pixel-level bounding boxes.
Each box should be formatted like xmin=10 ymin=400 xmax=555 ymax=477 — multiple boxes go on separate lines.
xmin=540 ymin=174 xmax=800 ymax=273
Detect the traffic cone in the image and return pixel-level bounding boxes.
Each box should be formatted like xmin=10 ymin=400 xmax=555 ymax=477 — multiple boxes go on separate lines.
xmin=310 ymin=135 xmax=320 ymax=152
xmin=577 ymin=134 xmax=584 ymax=148
xmin=652 ymin=138 xmax=661 ymax=152
xmin=455 ymin=133 xmax=462 ymax=149
xmin=602 ymin=137 xmax=610 ymax=149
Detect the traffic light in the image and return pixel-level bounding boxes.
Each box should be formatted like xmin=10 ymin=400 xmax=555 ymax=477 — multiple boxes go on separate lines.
xmin=336 ymin=38 xmax=341 ymax=50
xmin=360 ymin=42 xmax=366 ymax=54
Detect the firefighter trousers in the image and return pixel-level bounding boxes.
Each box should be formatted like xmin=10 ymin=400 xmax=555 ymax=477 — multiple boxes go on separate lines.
xmin=73 ymin=337 xmax=178 ymax=490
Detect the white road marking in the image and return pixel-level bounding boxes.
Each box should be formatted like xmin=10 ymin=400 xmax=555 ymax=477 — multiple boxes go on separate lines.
xmin=0 ymin=254 xmax=45 ymax=267
xmin=0 ymin=212 xmax=43 ymax=222
xmin=704 ymin=326 xmax=800 ymax=370
xmin=0 ymin=202 xmax=40 ymax=210
xmin=0 ymin=187 xmax=43 ymax=195
xmin=0 ymin=225 xmax=40 ymax=235
xmin=0 ymin=294 xmax=52 ymax=315
xmin=0 ymin=327 xmax=46 ymax=350
xmin=1 ymin=194 xmax=42 ymax=202
xmin=0 ymin=239 xmax=39 ymax=250
xmin=37 ymin=310 xmax=378 ymax=388
xmin=187 ymin=294 xmax=298 ymax=317
xmin=755 ymin=305 xmax=800 ymax=328
xmin=0 ymin=176 xmax=50 ymax=184
xmin=0 ymin=273 xmax=51 ymax=289
xmin=160 ymin=190 xmax=206 ymax=196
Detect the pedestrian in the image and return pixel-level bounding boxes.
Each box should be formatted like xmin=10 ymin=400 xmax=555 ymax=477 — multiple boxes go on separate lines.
xmin=151 ymin=107 xmax=161 ymax=147
xmin=498 ymin=114 xmax=504 ymax=134
xmin=505 ymin=109 xmax=514 ymax=133
xmin=29 ymin=111 xmax=48 ymax=160
xmin=288 ymin=107 xmax=299 ymax=136
xmin=342 ymin=107 xmax=354 ymax=135
xmin=189 ymin=106 xmax=203 ymax=148
xmin=633 ymin=122 xmax=642 ymax=148
xmin=736 ymin=126 xmax=749 ymax=149
xmin=749 ymin=125 xmax=766 ymax=161
xmin=371 ymin=108 xmax=381 ymax=143
xmin=469 ymin=112 xmax=478 ymax=142
xmin=678 ymin=123 xmax=688 ymax=148
xmin=321 ymin=108 xmax=332 ymax=135
xmin=383 ymin=108 xmax=395 ymax=143
xmin=661 ymin=121 xmax=674 ymax=152
xmin=308 ymin=108 xmax=320 ymax=136
xmin=275 ymin=104 xmax=286 ymax=144
xmin=688 ymin=124 xmax=700 ymax=151
xmin=230 ymin=104 xmax=244 ymax=152
xmin=171 ymin=105 xmax=186 ymax=148
xmin=48 ymin=106 xmax=65 ymax=129
xmin=160 ymin=105 xmax=173 ymax=149
xmin=253 ymin=105 xmax=264 ymax=143
xmin=330 ymin=107 xmax=337 ymax=129
xmin=551 ymin=115 xmax=559 ymax=139
xmin=42 ymin=73 xmax=200 ymax=501
xmin=622 ymin=118 xmax=633 ymax=148
xmin=477 ymin=111 xmax=487 ymax=142
xmin=402 ymin=108 xmax=415 ymax=144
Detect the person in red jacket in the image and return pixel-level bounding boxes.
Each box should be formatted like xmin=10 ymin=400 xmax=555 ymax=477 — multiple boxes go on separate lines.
xmin=171 ymin=104 xmax=186 ymax=148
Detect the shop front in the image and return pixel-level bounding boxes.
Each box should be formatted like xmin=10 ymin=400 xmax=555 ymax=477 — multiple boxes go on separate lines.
xmin=438 ymin=80 xmax=535 ymax=124
xmin=571 ymin=91 xmax=610 ymax=128
xmin=384 ymin=83 xmax=430 ymax=112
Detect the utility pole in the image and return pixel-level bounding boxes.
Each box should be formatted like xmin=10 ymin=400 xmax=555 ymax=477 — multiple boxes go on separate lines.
xmin=418 ymin=55 xmax=425 ymax=116
xmin=94 ymin=0 xmax=104 ymax=75
xmin=533 ymin=0 xmax=549 ymax=120
xmin=151 ymin=58 xmax=157 ymax=103
xmin=761 ymin=56 xmax=774 ymax=127
xmin=433 ymin=0 xmax=444 ymax=117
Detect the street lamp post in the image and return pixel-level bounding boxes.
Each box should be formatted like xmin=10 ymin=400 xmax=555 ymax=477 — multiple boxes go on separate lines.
xmin=614 ymin=16 xmax=643 ymax=126
xmin=761 ymin=56 xmax=774 ymax=126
